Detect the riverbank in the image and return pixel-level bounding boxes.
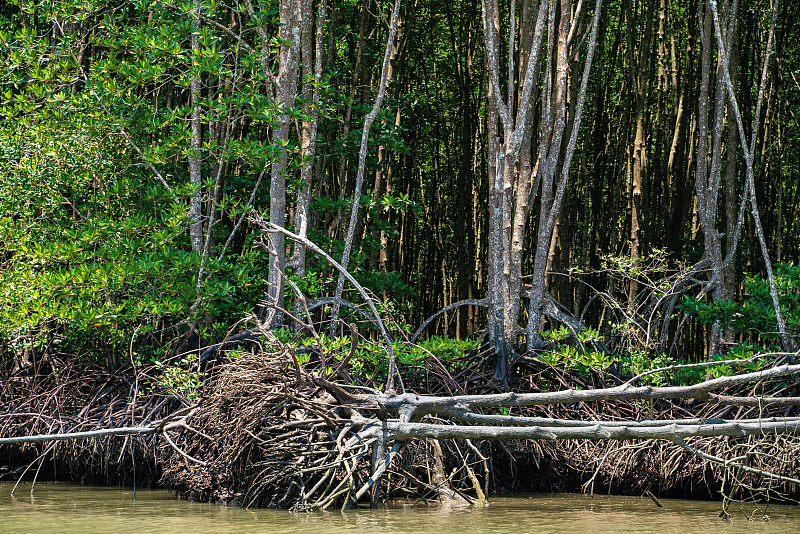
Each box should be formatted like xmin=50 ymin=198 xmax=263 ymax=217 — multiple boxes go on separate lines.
xmin=2 ymin=344 xmax=799 ymax=508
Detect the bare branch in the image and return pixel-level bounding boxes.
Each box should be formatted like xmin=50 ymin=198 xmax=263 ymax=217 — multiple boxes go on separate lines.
xmin=0 ymin=426 xmax=156 ymax=446
xmin=411 ymin=299 xmax=487 ymax=343
xmin=256 ymin=219 xmax=399 ymax=392
xmin=378 ymin=418 xmax=800 ymax=442
xmin=675 ymin=438 xmax=800 ymax=485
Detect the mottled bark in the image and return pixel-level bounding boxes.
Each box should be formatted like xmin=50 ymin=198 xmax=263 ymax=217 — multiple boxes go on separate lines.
xmin=625 ymin=0 xmax=653 ymax=310
xmin=482 ymin=0 xmax=550 ymax=378
xmin=267 ymin=0 xmax=302 ymax=317
xmin=189 ymin=0 xmax=204 ymax=253
xmin=526 ymin=0 xmax=601 ymax=351
xmin=288 ymin=0 xmax=327 ymax=276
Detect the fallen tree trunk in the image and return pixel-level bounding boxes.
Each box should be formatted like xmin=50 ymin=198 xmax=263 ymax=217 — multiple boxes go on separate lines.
xmin=325 ymin=362 xmax=800 ymax=412
xmin=6 ymin=410 xmax=799 ymax=448
xmin=366 ymin=418 xmax=800 ymax=442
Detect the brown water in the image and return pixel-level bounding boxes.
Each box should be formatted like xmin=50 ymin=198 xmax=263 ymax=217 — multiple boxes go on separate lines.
xmin=1 ymin=482 xmax=798 ymax=534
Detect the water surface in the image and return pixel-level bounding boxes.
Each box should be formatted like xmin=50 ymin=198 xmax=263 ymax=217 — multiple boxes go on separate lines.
xmin=1 ymin=482 xmax=798 ymax=533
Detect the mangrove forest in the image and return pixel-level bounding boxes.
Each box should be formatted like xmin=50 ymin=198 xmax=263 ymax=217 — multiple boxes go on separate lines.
xmin=1 ymin=0 xmax=800 ymax=520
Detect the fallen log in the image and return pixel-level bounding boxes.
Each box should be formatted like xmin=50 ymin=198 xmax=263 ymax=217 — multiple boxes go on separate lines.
xmin=366 ymin=418 xmax=800 ymax=442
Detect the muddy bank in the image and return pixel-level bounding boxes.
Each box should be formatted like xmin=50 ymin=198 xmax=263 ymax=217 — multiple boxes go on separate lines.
xmin=2 ymin=345 xmax=798 ymax=507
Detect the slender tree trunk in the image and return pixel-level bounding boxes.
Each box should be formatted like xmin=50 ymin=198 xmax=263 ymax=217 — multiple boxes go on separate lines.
xmin=526 ymin=0 xmax=571 ymax=350
xmin=288 ymin=0 xmax=327 ymax=276
xmin=699 ymin=0 xmax=737 ymax=357
xmin=485 ymin=11 xmax=506 ymax=374
xmin=507 ymin=0 xmax=546 ymax=343
xmin=625 ymin=0 xmax=653 ymax=311
xmin=189 ymin=0 xmax=204 ymax=253
xmin=665 ymin=0 xmax=697 ymax=260
xmin=330 ymin=0 xmax=403 ymax=341
xmin=526 ymin=0 xmax=601 ymax=353
xmin=709 ymin=0 xmax=790 ymax=352
xmin=448 ymin=0 xmax=479 ymax=338
xmin=267 ymin=0 xmax=302 ymax=316
xmin=334 ymin=0 xmax=371 ymax=226
xmin=722 ymin=15 xmax=739 ymax=312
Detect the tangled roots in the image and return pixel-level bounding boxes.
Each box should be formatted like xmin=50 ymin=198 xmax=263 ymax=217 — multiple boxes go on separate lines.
xmin=159 ymin=344 xmax=374 ymax=510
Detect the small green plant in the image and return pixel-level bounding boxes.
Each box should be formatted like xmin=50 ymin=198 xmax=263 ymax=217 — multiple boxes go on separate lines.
xmin=154 ymin=354 xmax=203 ymax=400
xmin=584 ymin=350 xmax=614 ymax=369
xmin=536 ymin=326 xmax=614 ymax=375
xmin=576 ymin=327 xmax=602 ymax=344
xmin=538 ymin=350 xmax=563 ymax=367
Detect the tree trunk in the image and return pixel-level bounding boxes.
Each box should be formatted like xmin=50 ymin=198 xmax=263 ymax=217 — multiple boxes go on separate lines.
xmin=189 ymin=0 xmax=204 ymax=254
xmin=330 ymin=0 xmax=404 ymax=340
xmin=267 ymin=0 xmax=302 ymax=316
xmin=288 ymin=0 xmax=327 ymax=277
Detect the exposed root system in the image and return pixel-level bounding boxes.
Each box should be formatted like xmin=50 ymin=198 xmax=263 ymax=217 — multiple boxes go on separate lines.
xmin=2 ymin=341 xmax=799 ymax=510
xmin=0 ymin=356 xmax=169 ymax=487
xmin=160 ymin=344 xmax=377 ymax=510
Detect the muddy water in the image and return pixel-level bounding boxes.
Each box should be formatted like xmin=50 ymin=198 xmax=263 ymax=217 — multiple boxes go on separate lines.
xmin=1 ymin=482 xmax=798 ymax=533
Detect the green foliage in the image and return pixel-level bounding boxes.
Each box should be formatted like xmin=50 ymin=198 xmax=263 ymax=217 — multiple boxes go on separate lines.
xmin=154 ymin=354 xmax=203 ymax=400
xmin=306 ymin=191 xmax=417 ymax=300
xmin=537 ymin=326 xmax=615 ymax=372
xmin=280 ymin=330 xmax=480 ymax=388
xmin=599 ymin=248 xmax=670 ymax=279
xmin=2 ymin=0 xmax=793 ymax=384
xmin=677 ymin=263 xmax=800 ymax=346
xmin=0 ymin=0 xmax=290 ymax=365
xmin=286 ymin=271 xmax=324 ymax=300
xmin=541 ymin=325 xmax=571 ymax=342
xmin=0 ymin=0 xmax=434 ymax=372
xmin=0 ymin=118 xmax=271 ymax=361
xmin=530 ymin=326 xmax=771 ymax=387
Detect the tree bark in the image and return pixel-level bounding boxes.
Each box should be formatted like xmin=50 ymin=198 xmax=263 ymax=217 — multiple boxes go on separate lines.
xmin=288 ymin=0 xmax=328 ymax=276
xmin=526 ymin=0 xmax=602 ymax=352
xmin=267 ymin=0 xmax=302 ymax=317
xmin=189 ymin=0 xmax=204 ymax=254
xmin=709 ymin=0 xmax=790 ymax=352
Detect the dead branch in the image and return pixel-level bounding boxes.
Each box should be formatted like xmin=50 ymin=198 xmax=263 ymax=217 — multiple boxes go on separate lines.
xmin=0 ymin=404 xmax=199 ymax=446
xmin=254 ymin=218 xmax=400 ymax=391
xmin=0 ymin=426 xmax=156 ymax=445
xmin=674 ymin=438 xmax=800 ymax=485
xmin=411 ymin=299 xmax=488 ymax=343
xmin=347 ymin=363 xmax=800 ymax=412
xmin=368 ymin=418 xmax=800 ymax=442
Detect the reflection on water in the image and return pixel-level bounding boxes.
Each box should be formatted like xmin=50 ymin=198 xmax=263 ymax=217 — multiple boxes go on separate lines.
xmin=0 ymin=482 xmax=798 ymax=534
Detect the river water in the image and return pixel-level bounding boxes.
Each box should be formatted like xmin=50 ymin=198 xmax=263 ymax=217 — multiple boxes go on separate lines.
xmin=1 ymin=482 xmax=798 ymax=533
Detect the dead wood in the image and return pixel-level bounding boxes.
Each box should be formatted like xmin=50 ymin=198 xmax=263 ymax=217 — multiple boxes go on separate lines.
xmin=3 ymin=334 xmax=799 ymax=509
